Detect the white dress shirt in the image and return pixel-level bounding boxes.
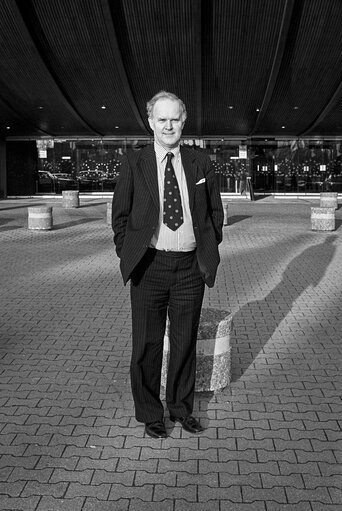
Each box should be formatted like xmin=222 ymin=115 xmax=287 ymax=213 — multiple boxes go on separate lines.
xmin=150 ymin=142 xmax=196 ymax=251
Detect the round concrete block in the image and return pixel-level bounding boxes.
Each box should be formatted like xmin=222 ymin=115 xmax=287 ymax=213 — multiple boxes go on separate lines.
xmin=161 ymin=308 xmax=232 ymax=392
xmin=62 ymin=190 xmax=79 ymax=208
xmin=107 ymin=201 xmax=112 ymax=225
xmin=311 ymin=207 xmax=335 ymax=231
xmin=320 ymin=192 xmax=338 ymax=210
xmin=223 ymin=202 xmax=229 ymax=226
xmin=28 ymin=206 xmax=53 ymax=230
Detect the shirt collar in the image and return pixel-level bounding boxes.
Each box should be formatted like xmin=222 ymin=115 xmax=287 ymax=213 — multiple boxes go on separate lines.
xmin=154 ymin=141 xmax=180 ymax=162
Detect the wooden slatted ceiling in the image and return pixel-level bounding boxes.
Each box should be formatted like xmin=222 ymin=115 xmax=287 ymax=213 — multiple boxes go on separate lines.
xmin=112 ymin=0 xmax=199 ymax=135
xmin=0 ymin=0 xmax=341 ymax=138
xmin=0 ymin=97 xmax=44 ymax=138
xmin=255 ymin=0 xmax=342 ymax=136
xmin=308 ymin=92 xmax=342 ymax=137
xmin=27 ymin=0 xmax=146 ymax=135
xmin=0 ymin=0 xmax=95 ymax=136
xmin=202 ymin=0 xmax=287 ymax=135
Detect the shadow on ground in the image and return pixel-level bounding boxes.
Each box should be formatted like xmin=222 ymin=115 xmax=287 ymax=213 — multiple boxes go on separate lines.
xmin=79 ymin=201 xmax=109 ymax=208
xmin=53 ymin=217 xmax=104 ymax=229
xmin=0 ymin=202 xmax=47 ymax=211
xmin=230 ymin=234 xmax=338 ymax=381
xmin=0 ymin=224 xmax=22 ymax=231
xmin=227 ymin=215 xmax=252 ymax=226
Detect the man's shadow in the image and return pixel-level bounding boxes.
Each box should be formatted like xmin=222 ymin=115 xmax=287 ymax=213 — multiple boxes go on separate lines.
xmin=230 ymin=234 xmax=338 ymax=381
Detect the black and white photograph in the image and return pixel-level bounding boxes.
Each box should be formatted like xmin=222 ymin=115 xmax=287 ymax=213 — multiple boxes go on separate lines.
xmin=0 ymin=1 xmax=341 ymax=510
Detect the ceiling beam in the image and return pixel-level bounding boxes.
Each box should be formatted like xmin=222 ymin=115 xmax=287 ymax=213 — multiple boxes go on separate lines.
xmin=14 ymin=0 xmax=102 ymax=137
xmin=100 ymin=0 xmax=149 ymax=134
xmin=249 ymin=0 xmax=296 ymax=136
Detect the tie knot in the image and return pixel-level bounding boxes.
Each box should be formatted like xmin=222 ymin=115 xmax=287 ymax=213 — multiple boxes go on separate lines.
xmin=166 ymin=152 xmax=174 ymax=162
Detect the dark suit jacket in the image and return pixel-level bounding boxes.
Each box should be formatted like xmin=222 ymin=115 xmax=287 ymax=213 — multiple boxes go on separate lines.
xmin=112 ymin=144 xmax=224 ymax=287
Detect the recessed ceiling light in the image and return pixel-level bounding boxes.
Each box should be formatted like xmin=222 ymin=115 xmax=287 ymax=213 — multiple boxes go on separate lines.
xmin=256 ymin=108 xmax=260 ymax=112
xmin=6 ymin=126 xmax=10 ymax=130
xmin=281 ymin=126 xmax=286 ymax=129
xmin=228 ymin=106 xmax=234 ymax=110
xmin=115 ymin=126 xmax=119 ymax=129
xmin=101 ymin=105 xmax=106 ymax=110
xmin=293 ymin=106 xmax=299 ymax=110
xmin=38 ymin=106 xmax=44 ymax=110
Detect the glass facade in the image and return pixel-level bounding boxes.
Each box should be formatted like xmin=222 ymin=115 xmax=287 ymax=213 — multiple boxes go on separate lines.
xmin=250 ymin=139 xmax=342 ymax=194
xmin=36 ymin=139 xmax=129 ymax=194
xmin=36 ymin=138 xmax=342 ymax=195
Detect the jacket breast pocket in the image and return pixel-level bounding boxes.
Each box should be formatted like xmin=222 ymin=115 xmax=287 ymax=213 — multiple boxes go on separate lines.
xmin=195 ymin=181 xmax=208 ymax=208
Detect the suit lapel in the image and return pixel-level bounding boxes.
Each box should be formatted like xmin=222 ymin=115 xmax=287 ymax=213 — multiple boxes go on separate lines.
xmin=180 ymin=146 xmax=196 ymax=211
xmin=140 ymin=145 xmax=159 ymax=210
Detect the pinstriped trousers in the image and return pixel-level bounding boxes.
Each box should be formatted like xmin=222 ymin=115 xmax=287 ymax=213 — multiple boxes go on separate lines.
xmin=130 ymin=248 xmax=205 ymax=423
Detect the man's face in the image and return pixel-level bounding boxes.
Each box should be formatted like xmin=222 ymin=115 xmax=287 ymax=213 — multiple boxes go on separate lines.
xmin=148 ymin=98 xmax=185 ymax=150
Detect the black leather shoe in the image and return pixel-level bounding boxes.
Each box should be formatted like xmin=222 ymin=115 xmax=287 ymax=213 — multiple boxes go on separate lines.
xmin=170 ymin=415 xmax=204 ymax=433
xmin=145 ymin=420 xmax=167 ymax=439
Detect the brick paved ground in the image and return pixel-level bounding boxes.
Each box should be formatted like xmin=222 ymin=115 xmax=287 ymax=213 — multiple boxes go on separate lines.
xmin=0 ymin=196 xmax=341 ymax=511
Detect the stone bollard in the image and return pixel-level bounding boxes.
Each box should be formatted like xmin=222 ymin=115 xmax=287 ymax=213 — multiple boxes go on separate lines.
xmin=62 ymin=190 xmax=79 ymax=208
xmin=28 ymin=206 xmax=53 ymax=230
xmin=223 ymin=202 xmax=229 ymax=226
xmin=320 ymin=192 xmax=338 ymax=210
xmin=106 ymin=201 xmax=112 ymax=226
xmin=311 ymin=207 xmax=335 ymax=231
xmin=161 ymin=308 xmax=232 ymax=392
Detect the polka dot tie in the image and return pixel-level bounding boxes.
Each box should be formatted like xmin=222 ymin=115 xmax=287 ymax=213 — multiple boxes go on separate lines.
xmin=163 ymin=152 xmax=184 ymax=231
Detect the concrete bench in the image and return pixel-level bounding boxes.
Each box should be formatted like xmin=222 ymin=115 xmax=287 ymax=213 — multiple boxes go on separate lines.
xmin=107 ymin=201 xmax=112 ymax=225
xmin=62 ymin=190 xmax=79 ymax=208
xmin=161 ymin=308 xmax=232 ymax=392
xmin=320 ymin=192 xmax=338 ymax=210
xmin=311 ymin=207 xmax=335 ymax=231
xmin=223 ymin=202 xmax=229 ymax=226
xmin=28 ymin=206 xmax=53 ymax=230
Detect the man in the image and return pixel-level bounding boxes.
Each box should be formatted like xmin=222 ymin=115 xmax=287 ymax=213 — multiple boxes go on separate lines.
xmin=112 ymin=91 xmax=223 ymax=438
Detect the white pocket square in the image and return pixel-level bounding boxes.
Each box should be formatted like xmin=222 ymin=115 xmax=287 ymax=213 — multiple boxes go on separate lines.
xmin=196 ymin=178 xmax=206 ymax=185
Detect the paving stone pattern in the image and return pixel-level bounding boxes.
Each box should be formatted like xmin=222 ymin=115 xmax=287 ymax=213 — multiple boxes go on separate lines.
xmin=0 ymin=196 xmax=341 ymax=511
